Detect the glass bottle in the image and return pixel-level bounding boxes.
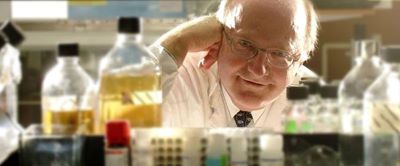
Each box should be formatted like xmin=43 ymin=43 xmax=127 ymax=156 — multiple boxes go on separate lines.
xmin=282 ymin=85 xmax=311 ymax=133
xmin=315 ymin=84 xmax=339 ymax=133
xmin=98 ymin=17 xmax=161 ymax=131
xmin=42 ymin=43 xmax=95 ymax=134
xmin=363 ymin=46 xmax=400 ymax=166
xmin=0 ymin=21 xmax=25 ymax=123
xmin=0 ymin=21 xmax=25 ymax=163
xmin=364 ymin=46 xmax=400 ymax=132
xmin=338 ymin=39 xmax=382 ymax=134
xmin=300 ymin=78 xmax=321 ymax=131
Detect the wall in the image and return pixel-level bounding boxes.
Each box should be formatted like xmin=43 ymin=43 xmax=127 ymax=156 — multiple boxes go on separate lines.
xmin=307 ymin=1 xmax=400 ymax=81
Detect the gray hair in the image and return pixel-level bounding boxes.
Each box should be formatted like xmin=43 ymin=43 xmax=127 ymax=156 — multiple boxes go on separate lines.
xmin=215 ymin=0 xmax=319 ymax=61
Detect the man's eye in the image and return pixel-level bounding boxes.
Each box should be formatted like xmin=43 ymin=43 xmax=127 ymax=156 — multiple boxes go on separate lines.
xmin=238 ymin=40 xmax=253 ymax=48
xmin=270 ymin=50 xmax=287 ymax=58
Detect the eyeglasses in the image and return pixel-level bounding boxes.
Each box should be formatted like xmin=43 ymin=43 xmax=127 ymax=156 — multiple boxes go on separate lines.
xmin=223 ymin=30 xmax=299 ymax=69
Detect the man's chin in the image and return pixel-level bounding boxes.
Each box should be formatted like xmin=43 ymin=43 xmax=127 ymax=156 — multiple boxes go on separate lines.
xmin=231 ymin=95 xmax=265 ymax=111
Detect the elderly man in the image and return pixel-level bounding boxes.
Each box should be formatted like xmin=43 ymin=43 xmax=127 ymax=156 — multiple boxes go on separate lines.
xmin=150 ymin=0 xmax=319 ymax=129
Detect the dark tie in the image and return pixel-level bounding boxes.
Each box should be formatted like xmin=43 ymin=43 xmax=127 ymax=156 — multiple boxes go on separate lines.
xmin=233 ymin=111 xmax=253 ymax=127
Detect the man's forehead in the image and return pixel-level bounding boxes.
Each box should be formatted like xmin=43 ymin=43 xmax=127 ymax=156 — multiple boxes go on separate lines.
xmin=229 ymin=0 xmax=298 ymax=16
xmin=227 ymin=0 xmax=306 ymax=51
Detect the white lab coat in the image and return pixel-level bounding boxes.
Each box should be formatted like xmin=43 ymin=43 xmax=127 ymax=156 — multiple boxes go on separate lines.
xmin=150 ymin=45 xmax=316 ymax=130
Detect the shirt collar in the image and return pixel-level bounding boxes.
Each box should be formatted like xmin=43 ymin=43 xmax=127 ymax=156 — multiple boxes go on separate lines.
xmin=220 ymin=82 xmax=266 ymax=121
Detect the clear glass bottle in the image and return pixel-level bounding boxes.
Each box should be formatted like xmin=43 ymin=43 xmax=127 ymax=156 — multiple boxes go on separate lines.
xmin=42 ymin=43 xmax=95 ymax=134
xmin=98 ymin=17 xmax=161 ymax=131
xmin=282 ymin=85 xmax=311 ymax=133
xmin=300 ymin=78 xmax=321 ymax=110
xmin=315 ymin=84 xmax=339 ymax=133
xmin=338 ymin=39 xmax=382 ymax=134
xmin=350 ymin=24 xmax=367 ymax=67
xmin=364 ymin=46 xmax=400 ymax=133
xmin=0 ymin=21 xmax=25 ymax=123
xmin=363 ymin=46 xmax=400 ymax=166
xmin=300 ymin=78 xmax=321 ymax=130
xmin=0 ymin=21 xmax=25 ymax=163
xmin=0 ymin=34 xmax=7 ymax=95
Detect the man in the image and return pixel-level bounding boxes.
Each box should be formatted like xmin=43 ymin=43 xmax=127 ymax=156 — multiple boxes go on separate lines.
xmin=150 ymin=0 xmax=319 ymax=130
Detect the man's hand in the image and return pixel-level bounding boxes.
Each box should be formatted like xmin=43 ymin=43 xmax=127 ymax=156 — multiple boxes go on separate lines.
xmin=156 ymin=15 xmax=223 ymax=67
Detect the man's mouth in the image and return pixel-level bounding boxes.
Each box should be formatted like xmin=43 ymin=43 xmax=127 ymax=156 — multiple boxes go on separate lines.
xmin=239 ymin=76 xmax=267 ymax=87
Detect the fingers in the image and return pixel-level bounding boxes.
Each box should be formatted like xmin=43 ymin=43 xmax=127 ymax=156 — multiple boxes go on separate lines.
xmin=199 ymin=42 xmax=221 ymax=70
xmin=184 ymin=15 xmax=223 ymax=52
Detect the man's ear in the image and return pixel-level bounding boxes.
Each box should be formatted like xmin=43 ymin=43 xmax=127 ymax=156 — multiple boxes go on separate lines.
xmin=199 ymin=42 xmax=221 ymax=70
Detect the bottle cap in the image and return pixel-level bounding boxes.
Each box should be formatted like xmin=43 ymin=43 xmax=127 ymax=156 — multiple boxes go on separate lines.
xmin=300 ymin=79 xmax=320 ymax=95
xmin=353 ymin=24 xmax=366 ymax=40
xmin=383 ymin=47 xmax=400 ymax=63
xmin=300 ymin=77 xmax=319 ymax=81
xmin=58 ymin=43 xmax=79 ymax=57
xmin=286 ymin=85 xmax=309 ymax=100
xmin=1 ymin=21 xmax=25 ymax=47
xmin=0 ymin=34 xmax=5 ymax=48
xmin=106 ymin=120 xmax=131 ymax=146
xmin=320 ymin=84 xmax=338 ymax=99
xmin=118 ymin=17 xmax=141 ymax=34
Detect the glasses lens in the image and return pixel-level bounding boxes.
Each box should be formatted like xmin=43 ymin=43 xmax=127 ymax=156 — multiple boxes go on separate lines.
xmin=225 ymin=31 xmax=295 ymax=69
xmin=266 ymin=50 xmax=293 ymax=68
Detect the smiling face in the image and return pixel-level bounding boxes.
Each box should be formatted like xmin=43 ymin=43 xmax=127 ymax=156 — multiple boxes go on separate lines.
xmin=217 ymin=0 xmax=307 ymax=111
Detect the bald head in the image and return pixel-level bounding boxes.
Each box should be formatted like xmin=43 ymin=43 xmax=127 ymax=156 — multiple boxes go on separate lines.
xmin=216 ymin=0 xmax=318 ymax=60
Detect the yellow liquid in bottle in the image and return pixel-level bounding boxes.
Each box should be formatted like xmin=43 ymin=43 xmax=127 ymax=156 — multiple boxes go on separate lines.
xmin=99 ymin=74 xmax=161 ymax=132
xmin=42 ymin=109 xmax=95 ymax=134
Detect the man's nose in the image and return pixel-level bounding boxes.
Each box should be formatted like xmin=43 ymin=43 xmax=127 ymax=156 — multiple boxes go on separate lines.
xmin=247 ymin=55 xmax=269 ymax=77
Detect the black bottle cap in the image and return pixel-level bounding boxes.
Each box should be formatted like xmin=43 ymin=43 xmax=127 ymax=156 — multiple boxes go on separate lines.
xmin=300 ymin=77 xmax=319 ymax=81
xmin=1 ymin=21 xmax=25 ymax=47
xmin=320 ymin=85 xmax=338 ymax=99
xmin=353 ymin=24 xmax=366 ymax=40
xmin=382 ymin=47 xmax=400 ymax=63
xmin=118 ymin=17 xmax=141 ymax=34
xmin=57 ymin=43 xmax=79 ymax=57
xmin=287 ymin=85 xmax=309 ymax=100
xmin=300 ymin=79 xmax=320 ymax=95
xmin=0 ymin=34 xmax=5 ymax=49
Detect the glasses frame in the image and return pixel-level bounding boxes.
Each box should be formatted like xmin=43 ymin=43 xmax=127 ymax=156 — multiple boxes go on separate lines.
xmin=223 ymin=30 xmax=300 ymax=69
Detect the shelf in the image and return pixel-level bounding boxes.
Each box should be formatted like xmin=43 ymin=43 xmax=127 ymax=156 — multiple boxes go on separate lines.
xmin=318 ymin=9 xmax=377 ymax=22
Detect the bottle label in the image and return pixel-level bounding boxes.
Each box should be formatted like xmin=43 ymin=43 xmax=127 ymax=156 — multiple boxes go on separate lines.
xmin=105 ymin=147 xmax=129 ymax=166
xmin=284 ymin=120 xmax=297 ymax=133
xmin=259 ymin=158 xmax=284 ymax=166
xmin=367 ymin=102 xmax=400 ymax=133
xmin=205 ymin=155 xmax=228 ymax=166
